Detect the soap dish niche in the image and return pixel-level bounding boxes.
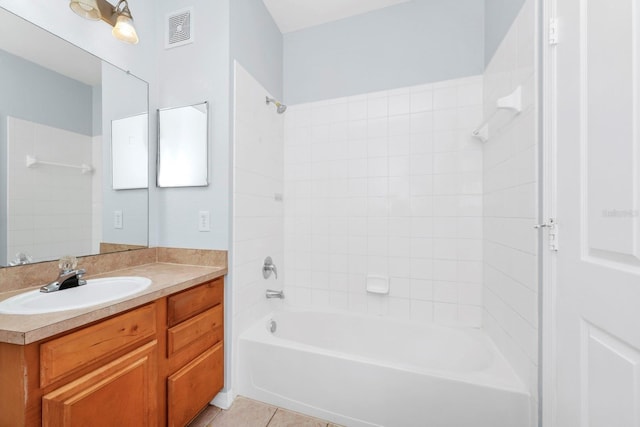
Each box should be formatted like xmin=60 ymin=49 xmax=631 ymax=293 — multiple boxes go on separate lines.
xmin=366 ymin=275 xmax=389 ymax=295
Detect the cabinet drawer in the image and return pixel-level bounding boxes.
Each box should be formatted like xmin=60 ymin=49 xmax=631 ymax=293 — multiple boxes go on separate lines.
xmin=167 ymin=342 xmax=224 ymax=427
xmin=40 ymin=304 xmax=157 ymax=388
xmin=167 ymin=304 xmax=223 ymax=359
xmin=167 ymin=278 xmax=223 ymax=327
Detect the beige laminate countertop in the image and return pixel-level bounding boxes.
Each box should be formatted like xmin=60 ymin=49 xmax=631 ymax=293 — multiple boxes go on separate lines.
xmin=0 ymin=262 xmax=227 ymax=345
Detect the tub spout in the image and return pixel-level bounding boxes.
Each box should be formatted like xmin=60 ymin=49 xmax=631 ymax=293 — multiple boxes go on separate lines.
xmin=266 ymin=289 xmax=284 ymax=299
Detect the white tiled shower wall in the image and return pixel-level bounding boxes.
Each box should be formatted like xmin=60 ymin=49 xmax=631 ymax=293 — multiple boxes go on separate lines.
xmin=6 ymin=117 xmax=94 ymax=264
xmin=232 ymin=62 xmax=285 ymax=344
xmin=283 ymin=77 xmax=484 ymax=327
xmin=482 ymin=0 xmax=539 ymax=417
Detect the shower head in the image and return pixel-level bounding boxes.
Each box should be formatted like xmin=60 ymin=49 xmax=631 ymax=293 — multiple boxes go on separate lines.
xmin=266 ymin=96 xmax=287 ymax=114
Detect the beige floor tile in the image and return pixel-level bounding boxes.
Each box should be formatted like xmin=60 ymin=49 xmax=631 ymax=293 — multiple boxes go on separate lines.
xmin=188 ymin=405 xmax=221 ymax=427
xmin=267 ymin=408 xmax=328 ymax=427
xmin=208 ymin=397 xmax=277 ymax=427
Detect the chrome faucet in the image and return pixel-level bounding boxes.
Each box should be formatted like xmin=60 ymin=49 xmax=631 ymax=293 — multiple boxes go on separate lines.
xmin=40 ymin=256 xmax=87 ymax=293
xmin=263 ymin=256 xmax=278 ymax=279
xmin=266 ymin=289 xmax=285 ymax=299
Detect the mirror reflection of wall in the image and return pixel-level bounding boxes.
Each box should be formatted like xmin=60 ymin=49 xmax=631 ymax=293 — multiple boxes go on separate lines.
xmin=0 ymin=7 xmax=149 ymax=268
xmin=1 ymin=47 xmax=98 ymax=266
xmin=112 ymin=113 xmax=149 ymax=190
xmin=157 ymin=102 xmax=209 ymax=188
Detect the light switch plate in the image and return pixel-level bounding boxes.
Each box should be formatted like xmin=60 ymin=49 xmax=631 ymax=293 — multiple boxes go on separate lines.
xmin=114 ymin=210 xmax=123 ymax=229
xmin=198 ymin=210 xmax=210 ymax=232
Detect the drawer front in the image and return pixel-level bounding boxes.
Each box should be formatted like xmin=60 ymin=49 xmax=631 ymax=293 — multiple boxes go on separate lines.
xmin=167 ymin=304 xmax=223 ymax=359
xmin=42 ymin=341 xmax=158 ymax=427
xmin=167 ymin=278 xmax=223 ymax=327
xmin=40 ymin=304 xmax=157 ymax=388
xmin=167 ymin=342 xmax=224 ymax=427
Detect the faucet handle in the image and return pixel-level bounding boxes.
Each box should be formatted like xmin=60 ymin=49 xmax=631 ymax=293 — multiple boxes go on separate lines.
xmin=58 ymin=255 xmax=78 ymax=272
xmin=263 ymin=256 xmax=278 ymax=279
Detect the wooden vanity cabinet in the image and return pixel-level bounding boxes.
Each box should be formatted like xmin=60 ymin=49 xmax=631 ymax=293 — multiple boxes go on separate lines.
xmin=165 ymin=277 xmax=224 ymax=427
xmin=0 ymin=276 xmax=225 ymax=427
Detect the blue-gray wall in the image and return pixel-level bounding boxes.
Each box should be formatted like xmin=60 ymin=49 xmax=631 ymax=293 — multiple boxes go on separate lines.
xmin=230 ymin=0 xmax=283 ymax=100
xmin=283 ymin=0 xmax=485 ymax=105
xmin=0 ymin=50 xmax=94 ymax=136
xmin=0 ymin=49 xmax=94 ymax=265
xmin=484 ymin=0 xmax=527 ymax=65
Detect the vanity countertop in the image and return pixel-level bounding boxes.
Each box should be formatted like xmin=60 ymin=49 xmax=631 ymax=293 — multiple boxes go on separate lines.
xmin=0 ymin=262 xmax=227 ymax=345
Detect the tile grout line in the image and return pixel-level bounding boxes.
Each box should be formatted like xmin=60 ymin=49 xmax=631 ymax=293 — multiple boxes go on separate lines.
xmin=265 ymin=407 xmax=279 ymax=427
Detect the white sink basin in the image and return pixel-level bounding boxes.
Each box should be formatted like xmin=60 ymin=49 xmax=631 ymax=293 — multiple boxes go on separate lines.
xmin=0 ymin=276 xmax=152 ymax=315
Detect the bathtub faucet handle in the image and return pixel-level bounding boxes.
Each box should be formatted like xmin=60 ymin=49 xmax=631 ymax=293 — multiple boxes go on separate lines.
xmin=263 ymin=256 xmax=278 ymax=279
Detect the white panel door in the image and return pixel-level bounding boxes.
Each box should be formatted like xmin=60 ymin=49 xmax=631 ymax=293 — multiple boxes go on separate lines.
xmin=553 ymin=0 xmax=640 ymax=426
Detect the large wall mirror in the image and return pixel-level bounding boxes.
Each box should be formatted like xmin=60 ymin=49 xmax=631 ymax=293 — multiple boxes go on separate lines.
xmin=0 ymin=7 xmax=149 ymax=268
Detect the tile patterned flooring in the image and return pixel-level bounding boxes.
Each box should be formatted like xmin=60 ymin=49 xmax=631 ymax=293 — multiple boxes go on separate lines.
xmin=189 ymin=396 xmax=342 ymax=427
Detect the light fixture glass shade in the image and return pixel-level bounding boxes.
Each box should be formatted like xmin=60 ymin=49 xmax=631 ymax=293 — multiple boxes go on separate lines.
xmin=69 ymin=0 xmax=102 ymax=20
xmin=112 ymin=14 xmax=139 ymax=44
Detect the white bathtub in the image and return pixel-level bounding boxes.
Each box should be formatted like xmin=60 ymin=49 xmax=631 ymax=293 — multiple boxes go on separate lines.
xmin=238 ymin=309 xmax=530 ymax=427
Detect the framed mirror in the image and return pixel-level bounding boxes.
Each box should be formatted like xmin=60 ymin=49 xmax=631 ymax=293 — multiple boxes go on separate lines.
xmin=0 ymin=7 xmax=149 ymax=267
xmin=157 ymin=102 xmax=209 ymax=188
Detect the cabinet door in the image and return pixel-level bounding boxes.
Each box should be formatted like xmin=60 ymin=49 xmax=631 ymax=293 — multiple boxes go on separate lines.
xmin=42 ymin=341 xmax=158 ymax=427
xmin=168 ymin=342 xmax=224 ymax=427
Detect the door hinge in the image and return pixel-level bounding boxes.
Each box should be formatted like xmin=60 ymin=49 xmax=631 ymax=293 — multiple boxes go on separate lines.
xmin=549 ymin=18 xmax=559 ymax=45
xmin=535 ymin=218 xmax=559 ymax=251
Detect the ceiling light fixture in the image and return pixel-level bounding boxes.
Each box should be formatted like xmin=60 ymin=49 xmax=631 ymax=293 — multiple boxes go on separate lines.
xmin=69 ymin=0 xmax=139 ymax=44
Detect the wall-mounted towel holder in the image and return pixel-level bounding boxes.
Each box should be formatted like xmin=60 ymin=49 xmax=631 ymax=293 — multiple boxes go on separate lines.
xmin=472 ymin=85 xmax=522 ymax=143
xmin=26 ymin=155 xmax=94 ymax=175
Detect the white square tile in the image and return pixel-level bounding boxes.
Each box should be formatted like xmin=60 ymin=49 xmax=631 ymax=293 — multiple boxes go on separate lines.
xmin=368 ymin=118 xmax=388 ymax=139
xmin=367 ymin=197 xmax=388 ymax=217
xmin=434 ymin=86 xmax=458 ymax=109
xmin=389 ymin=156 xmax=411 ymax=176
xmin=433 ymin=238 xmax=457 ymax=260
xmin=410 ymin=300 xmax=434 ymax=322
xmin=410 ymin=133 xmax=433 ymax=155
xmin=389 ymin=94 xmax=411 ymax=116
xmin=433 ymin=281 xmax=459 ymax=303
xmin=410 ymin=112 xmax=433 ymax=134
xmin=389 ymin=176 xmax=411 ymax=197
xmin=433 ymin=109 xmax=457 ymax=131
xmin=368 ymin=157 xmax=388 ymax=177
xmin=434 ymin=302 xmax=458 ymax=326
xmin=388 ymin=134 xmax=411 ymax=157
xmin=459 ymin=282 xmax=483 ymax=305
xmin=433 ymin=260 xmax=458 ymax=281
xmin=410 ymin=258 xmax=433 ymax=280
xmin=411 ymin=217 xmax=433 ymax=238
xmin=348 ymin=120 xmax=368 ymax=140
xmin=389 ymin=257 xmax=411 ymax=278
xmin=330 ymin=291 xmax=350 ymax=310
xmin=367 ymin=96 xmax=388 ymax=118
xmin=348 ymin=100 xmax=368 ymax=121
xmin=388 ymin=297 xmax=412 ymax=320
xmin=411 ymin=196 xmax=434 ymax=217
xmin=410 ymin=237 xmax=433 ymax=259
xmin=410 ymin=155 xmax=434 ymax=176
xmin=367 ymin=137 xmax=388 ymax=158
xmin=410 ymin=90 xmax=434 ymax=113
xmin=458 ymin=305 xmax=482 ymax=327
xmin=389 ymin=115 xmax=411 ymax=136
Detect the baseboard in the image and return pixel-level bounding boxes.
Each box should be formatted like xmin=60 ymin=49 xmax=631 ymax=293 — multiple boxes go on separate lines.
xmin=211 ymin=389 xmax=235 ymax=410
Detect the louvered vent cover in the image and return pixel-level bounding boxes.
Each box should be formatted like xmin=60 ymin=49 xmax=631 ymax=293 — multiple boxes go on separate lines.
xmin=166 ymin=8 xmax=194 ymax=49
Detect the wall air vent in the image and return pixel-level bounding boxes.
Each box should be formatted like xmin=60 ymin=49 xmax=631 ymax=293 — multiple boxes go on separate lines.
xmin=166 ymin=7 xmax=194 ymax=49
